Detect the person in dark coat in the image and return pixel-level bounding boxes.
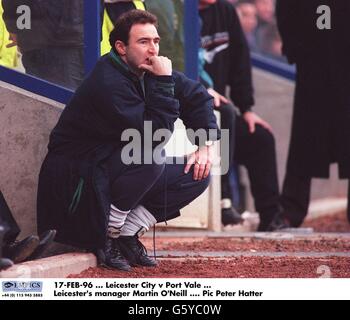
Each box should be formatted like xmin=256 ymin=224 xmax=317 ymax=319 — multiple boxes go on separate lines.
xmin=2 ymin=0 xmax=84 ymax=90
xmin=37 ymin=10 xmax=220 ymax=271
xmin=273 ymin=0 xmax=350 ymax=228
xmin=199 ymin=0 xmax=282 ymax=231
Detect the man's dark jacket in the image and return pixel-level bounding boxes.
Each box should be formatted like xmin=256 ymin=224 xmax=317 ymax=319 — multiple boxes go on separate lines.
xmin=276 ymin=0 xmax=350 ymax=178
xmin=37 ymin=53 xmax=219 ymax=250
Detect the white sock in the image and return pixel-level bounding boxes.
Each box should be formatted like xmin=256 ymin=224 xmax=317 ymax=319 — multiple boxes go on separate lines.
xmin=107 ymin=204 xmax=130 ymax=238
xmin=120 ymin=205 xmax=157 ymax=237
xmin=221 ymin=198 xmax=232 ymax=209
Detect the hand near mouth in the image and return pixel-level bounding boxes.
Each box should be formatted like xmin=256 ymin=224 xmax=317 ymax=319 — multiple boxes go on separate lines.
xmin=139 ymin=56 xmax=172 ymax=76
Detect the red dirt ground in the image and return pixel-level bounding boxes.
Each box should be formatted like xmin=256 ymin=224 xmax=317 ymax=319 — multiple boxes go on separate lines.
xmin=71 ymin=211 xmax=350 ymax=278
xmin=72 ymin=257 xmax=350 ymax=278
xmin=141 ymin=237 xmax=350 ymax=252
xmin=302 ymin=211 xmax=350 ymax=232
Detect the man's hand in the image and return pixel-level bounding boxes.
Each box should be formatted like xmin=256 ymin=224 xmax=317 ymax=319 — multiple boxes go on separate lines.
xmin=139 ymin=56 xmax=172 ymax=76
xmin=184 ymin=145 xmax=213 ymax=180
xmin=243 ymin=111 xmax=273 ymax=134
xmin=207 ymin=88 xmax=229 ymax=107
xmin=6 ymin=33 xmax=17 ymax=48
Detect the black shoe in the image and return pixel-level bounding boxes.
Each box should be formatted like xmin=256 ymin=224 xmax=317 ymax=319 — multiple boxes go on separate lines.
xmin=221 ymin=207 xmax=243 ymax=226
xmin=266 ymin=214 xmax=291 ymax=232
xmin=26 ymin=230 xmax=57 ymax=261
xmin=104 ymin=237 xmax=131 ymax=271
xmin=3 ymin=235 xmax=39 ymax=263
xmin=0 ymin=257 xmax=13 ymax=270
xmin=118 ymin=235 xmax=157 ymax=267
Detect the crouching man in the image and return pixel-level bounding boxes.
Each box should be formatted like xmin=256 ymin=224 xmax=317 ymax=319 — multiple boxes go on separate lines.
xmin=37 ymin=10 xmax=220 ymax=271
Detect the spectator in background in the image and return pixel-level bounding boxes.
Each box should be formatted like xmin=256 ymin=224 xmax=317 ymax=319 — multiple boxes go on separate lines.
xmin=236 ymin=0 xmax=284 ymax=61
xmin=1 ymin=0 xmax=84 ymax=90
xmin=272 ymin=0 xmax=350 ymax=229
xmin=146 ymin=0 xmax=184 ymax=71
xmin=236 ymin=0 xmax=258 ymax=51
xmin=199 ymin=0 xmax=283 ymax=231
xmin=254 ymin=0 xmax=275 ymax=50
xmin=101 ymin=1 xmax=145 ymax=56
xmin=0 ymin=2 xmax=17 ymax=68
xmin=254 ymin=0 xmax=275 ymax=26
xmin=258 ymin=22 xmax=285 ymax=61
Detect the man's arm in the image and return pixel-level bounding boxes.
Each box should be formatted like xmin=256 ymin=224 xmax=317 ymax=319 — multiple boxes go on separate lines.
xmin=228 ymin=5 xmax=254 ymax=114
xmin=174 ymin=71 xmax=220 ymax=143
xmin=173 ymin=71 xmax=220 ymax=180
xmin=94 ymin=58 xmax=180 ymax=141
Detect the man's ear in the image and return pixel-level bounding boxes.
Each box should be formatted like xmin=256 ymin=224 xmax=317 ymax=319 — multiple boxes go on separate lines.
xmin=115 ymin=40 xmax=126 ymax=56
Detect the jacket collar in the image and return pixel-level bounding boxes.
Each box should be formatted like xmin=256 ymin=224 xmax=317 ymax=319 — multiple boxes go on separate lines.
xmin=109 ymin=50 xmax=140 ymax=82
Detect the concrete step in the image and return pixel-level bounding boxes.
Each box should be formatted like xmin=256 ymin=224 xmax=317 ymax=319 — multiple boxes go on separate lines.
xmin=0 ymin=252 xmax=97 ymax=278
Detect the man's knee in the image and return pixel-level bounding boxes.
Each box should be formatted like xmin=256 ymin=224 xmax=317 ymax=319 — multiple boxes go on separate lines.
xmin=251 ymin=125 xmax=275 ymax=150
xmin=183 ymin=173 xmax=211 ymax=200
xmin=143 ymin=162 xmax=166 ymax=182
xmin=198 ymin=174 xmax=211 ymax=193
xmin=119 ymin=161 xmax=166 ymax=186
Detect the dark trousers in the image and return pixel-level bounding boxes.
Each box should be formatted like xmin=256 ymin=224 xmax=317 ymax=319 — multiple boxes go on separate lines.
xmin=234 ymin=116 xmax=280 ymax=227
xmin=106 ymin=155 xmax=210 ymax=223
xmin=280 ymin=173 xmax=311 ymax=227
xmin=0 ymin=191 xmax=20 ymax=243
xmin=216 ymin=104 xmax=280 ymax=226
xmin=281 ymin=173 xmax=350 ymax=226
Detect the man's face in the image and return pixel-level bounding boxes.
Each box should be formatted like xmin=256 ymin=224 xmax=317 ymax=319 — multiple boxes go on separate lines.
xmin=237 ymin=3 xmax=257 ymax=34
xmin=117 ymin=23 xmax=160 ymax=76
xmin=255 ymin=0 xmax=274 ymax=23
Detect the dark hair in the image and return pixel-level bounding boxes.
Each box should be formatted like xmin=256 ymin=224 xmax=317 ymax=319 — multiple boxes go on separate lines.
xmin=109 ymin=9 xmax=158 ymax=49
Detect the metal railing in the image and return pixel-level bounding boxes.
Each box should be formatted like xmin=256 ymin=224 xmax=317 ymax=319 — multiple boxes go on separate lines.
xmin=251 ymin=52 xmax=295 ymax=81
